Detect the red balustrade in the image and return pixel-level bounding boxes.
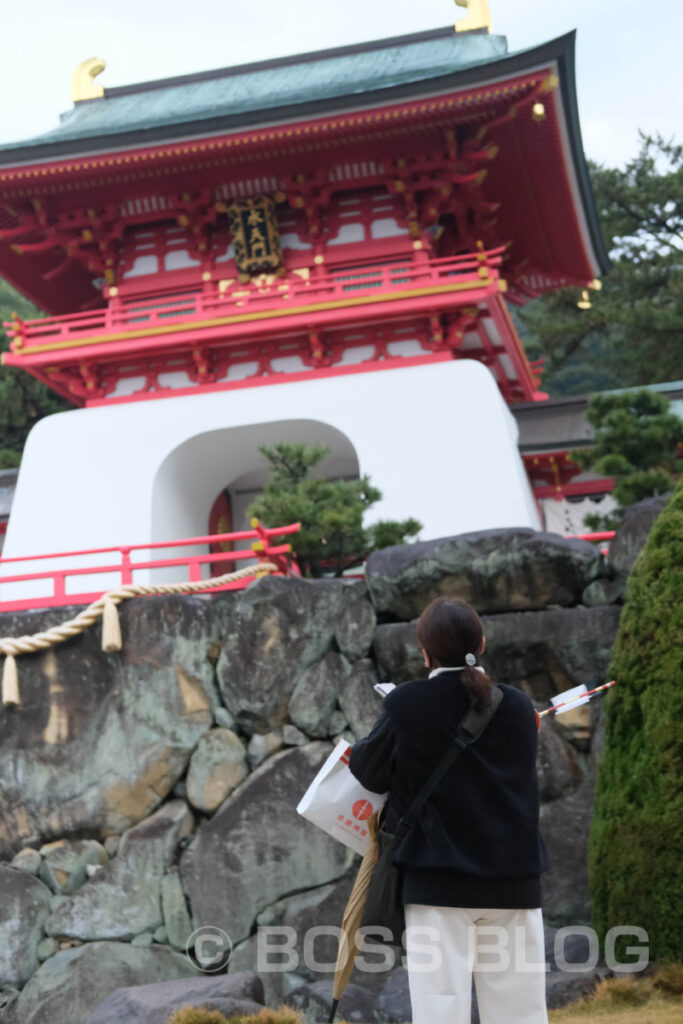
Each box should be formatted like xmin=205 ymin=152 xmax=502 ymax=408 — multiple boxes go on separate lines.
xmin=4 ymin=248 xmax=505 ymax=351
xmin=568 ymin=531 xmax=616 ymax=543
xmin=567 ymin=530 xmax=616 ymax=557
xmin=0 ymin=521 xmax=300 ymax=613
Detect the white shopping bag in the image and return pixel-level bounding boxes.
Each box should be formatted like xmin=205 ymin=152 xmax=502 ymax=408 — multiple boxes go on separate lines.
xmin=297 ymin=738 xmax=387 ymax=856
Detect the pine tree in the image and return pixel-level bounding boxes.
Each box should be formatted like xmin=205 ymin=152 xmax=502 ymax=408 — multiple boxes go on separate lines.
xmin=247 ymin=443 xmax=421 ymax=577
xmin=520 ymin=134 xmax=683 ymax=394
xmin=572 ymin=389 xmax=682 ymax=530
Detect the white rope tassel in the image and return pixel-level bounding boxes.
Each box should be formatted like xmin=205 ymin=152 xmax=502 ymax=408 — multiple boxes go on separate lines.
xmin=101 ymin=597 xmax=122 ymax=652
xmin=2 ymin=654 xmax=20 ymax=707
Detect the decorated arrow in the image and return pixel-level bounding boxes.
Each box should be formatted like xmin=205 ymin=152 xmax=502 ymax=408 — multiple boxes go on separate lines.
xmin=538 ymin=680 xmax=616 ymax=720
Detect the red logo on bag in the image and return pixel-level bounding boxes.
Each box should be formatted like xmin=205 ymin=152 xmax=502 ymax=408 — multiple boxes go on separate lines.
xmin=352 ymin=799 xmax=374 ymax=821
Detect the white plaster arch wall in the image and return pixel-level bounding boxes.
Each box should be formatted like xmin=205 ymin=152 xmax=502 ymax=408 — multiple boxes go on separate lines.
xmin=1 ymin=359 xmax=540 ymax=600
xmin=151 ymin=418 xmax=361 ymax=548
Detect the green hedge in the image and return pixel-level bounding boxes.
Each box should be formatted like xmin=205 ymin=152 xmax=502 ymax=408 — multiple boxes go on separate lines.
xmin=589 ymin=479 xmax=683 ymax=961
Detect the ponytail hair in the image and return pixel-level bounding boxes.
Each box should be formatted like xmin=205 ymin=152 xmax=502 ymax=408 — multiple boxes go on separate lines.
xmin=416 ymin=596 xmax=493 ymax=710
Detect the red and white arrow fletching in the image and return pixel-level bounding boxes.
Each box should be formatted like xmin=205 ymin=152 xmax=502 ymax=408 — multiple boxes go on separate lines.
xmin=539 ymin=680 xmax=616 ymax=719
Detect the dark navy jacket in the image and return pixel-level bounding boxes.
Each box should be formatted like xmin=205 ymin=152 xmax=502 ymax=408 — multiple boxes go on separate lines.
xmin=348 ymin=671 xmax=549 ymax=908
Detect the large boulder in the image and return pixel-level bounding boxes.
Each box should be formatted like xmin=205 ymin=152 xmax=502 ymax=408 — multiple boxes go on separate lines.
xmin=545 ymin=969 xmax=606 ymax=1009
xmin=185 ymin=728 xmax=248 ymax=813
xmin=366 ymin=529 xmax=604 ymax=620
xmin=536 ymin=725 xmax=583 ymax=802
xmin=540 ymin=707 xmax=605 ymax=926
xmin=545 ymin=926 xmax=598 ymax=972
xmin=482 ymin=606 xmax=621 ymax=703
xmin=374 ymin=966 xmax=411 ymax=1022
xmin=0 ymin=866 xmax=51 ymax=987
xmin=228 ymin=869 xmax=357 ymax=1004
xmin=337 ymin=659 xmax=384 ymax=740
xmin=247 ymin=730 xmax=284 ymax=768
xmin=45 ymin=800 xmax=192 ymax=941
xmin=374 ymin=605 xmax=621 ymax=701
xmin=0 ymin=595 xmax=222 ymax=859
xmin=38 ymin=838 xmax=108 ymax=894
xmin=335 ymin=597 xmax=377 ymax=661
xmin=583 ymin=494 xmax=671 ymax=605
xmin=2 ymin=941 xmax=198 ymax=1024
xmin=228 ymin=874 xmax=400 ymax=1008
xmin=216 ymin=576 xmax=364 ymax=733
xmin=84 ymin=971 xmax=264 ymax=1024
xmin=288 ymin=652 xmax=351 ymax=738
xmin=372 ymin=621 xmax=425 ymax=683
xmin=609 ymin=493 xmax=670 ymax=577
xmin=10 ymin=847 xmax=41 ymax=875
xmin=160 ymin=872 xmax=193 ymax=952
xmin=286 ymin=979 xmax=375 ymax=1023
xmin=180 ymin=743 xmax=354 ymax=944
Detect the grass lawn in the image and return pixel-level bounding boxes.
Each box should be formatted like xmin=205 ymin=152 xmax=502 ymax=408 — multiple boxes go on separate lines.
xmin=548 ymin=968 xmax=683 ymax=1023
xmin=550 ymin=995 xmax=682 ymax=1023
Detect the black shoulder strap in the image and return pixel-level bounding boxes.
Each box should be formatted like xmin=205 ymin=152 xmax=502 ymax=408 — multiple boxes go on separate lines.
xmin=460 ymin=684 xmax=504 ymax=742
xmin=395 ymin=685 xmax=503 ymax=836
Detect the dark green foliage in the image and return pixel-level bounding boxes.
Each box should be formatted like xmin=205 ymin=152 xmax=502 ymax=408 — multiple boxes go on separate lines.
xmin=571 ymin=389 xmax=683 ymax=529
xmin=588 ymin=479 xmax=683 ymax=962
xmin=247 ymin=442 xmax=421 ymax=577
xmin=520 ymin=134 xmax=683 ymax=394
xmin=0 ymin=278 xmax=69 ymax=467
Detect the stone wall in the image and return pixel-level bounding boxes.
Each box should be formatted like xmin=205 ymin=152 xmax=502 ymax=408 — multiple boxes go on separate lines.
xmin=0 ymin=504 xmax=663 ymax=1024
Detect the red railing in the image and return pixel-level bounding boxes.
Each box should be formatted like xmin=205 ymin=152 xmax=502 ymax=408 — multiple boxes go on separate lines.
xmin=4 ymin=248 xmax=505 ymax=351
xmin=567 ymin=530 xmax=616 ymax=557
xmin=0 ymin=521 xmax=300 ymax=613
xmin=568 ymin=531 xmax=616 ymax=543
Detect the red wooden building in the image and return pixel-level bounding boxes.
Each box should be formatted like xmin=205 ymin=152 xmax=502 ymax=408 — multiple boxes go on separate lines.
xmin=0 ymin=15 xmax=609 ymax=575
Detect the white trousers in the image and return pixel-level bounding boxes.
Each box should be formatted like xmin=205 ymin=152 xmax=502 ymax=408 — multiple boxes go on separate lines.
xmin=404 ymin=904 xmax=548 ymax=1024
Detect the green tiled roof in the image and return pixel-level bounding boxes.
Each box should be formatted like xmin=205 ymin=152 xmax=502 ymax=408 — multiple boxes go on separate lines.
xmin=0 ymin=27 xmax=507 ymax=156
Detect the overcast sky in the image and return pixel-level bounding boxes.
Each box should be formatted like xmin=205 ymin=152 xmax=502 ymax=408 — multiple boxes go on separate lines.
xmin=1 ymin=0 xmax=680 ymax=167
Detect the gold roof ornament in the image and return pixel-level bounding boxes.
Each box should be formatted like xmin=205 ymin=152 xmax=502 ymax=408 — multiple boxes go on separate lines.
xmin=454 ymin=0 xmax=492 ymax=34
xmin=577 ymin=279 xmax=602 ymax=309
xmin=71 ymin=58 xmax=107 ymax=103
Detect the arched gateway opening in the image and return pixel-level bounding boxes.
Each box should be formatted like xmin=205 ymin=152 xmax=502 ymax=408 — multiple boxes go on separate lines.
xmin=151 ymin=419 xmax=361 ymax=574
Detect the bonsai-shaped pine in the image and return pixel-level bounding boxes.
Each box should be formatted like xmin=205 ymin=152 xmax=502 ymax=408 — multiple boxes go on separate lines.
xmin=572 ymin=389 xmax=682 ymax=531
xmin=588 ymin=478 xmax=683 ymax=961
xmin=247 ymin=443 xmax=421 ymax=578
xmin=167 ymin=1006 xmax=307 ymax=1024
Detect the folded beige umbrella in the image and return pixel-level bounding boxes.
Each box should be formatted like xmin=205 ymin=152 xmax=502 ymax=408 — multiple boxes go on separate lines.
xmin=328 ymin=811 xmax=380 ymax=1023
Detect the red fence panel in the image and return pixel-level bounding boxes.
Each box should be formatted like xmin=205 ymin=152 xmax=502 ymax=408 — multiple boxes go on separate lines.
xmin=0 ymin=521 xmax=300 ymax=613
